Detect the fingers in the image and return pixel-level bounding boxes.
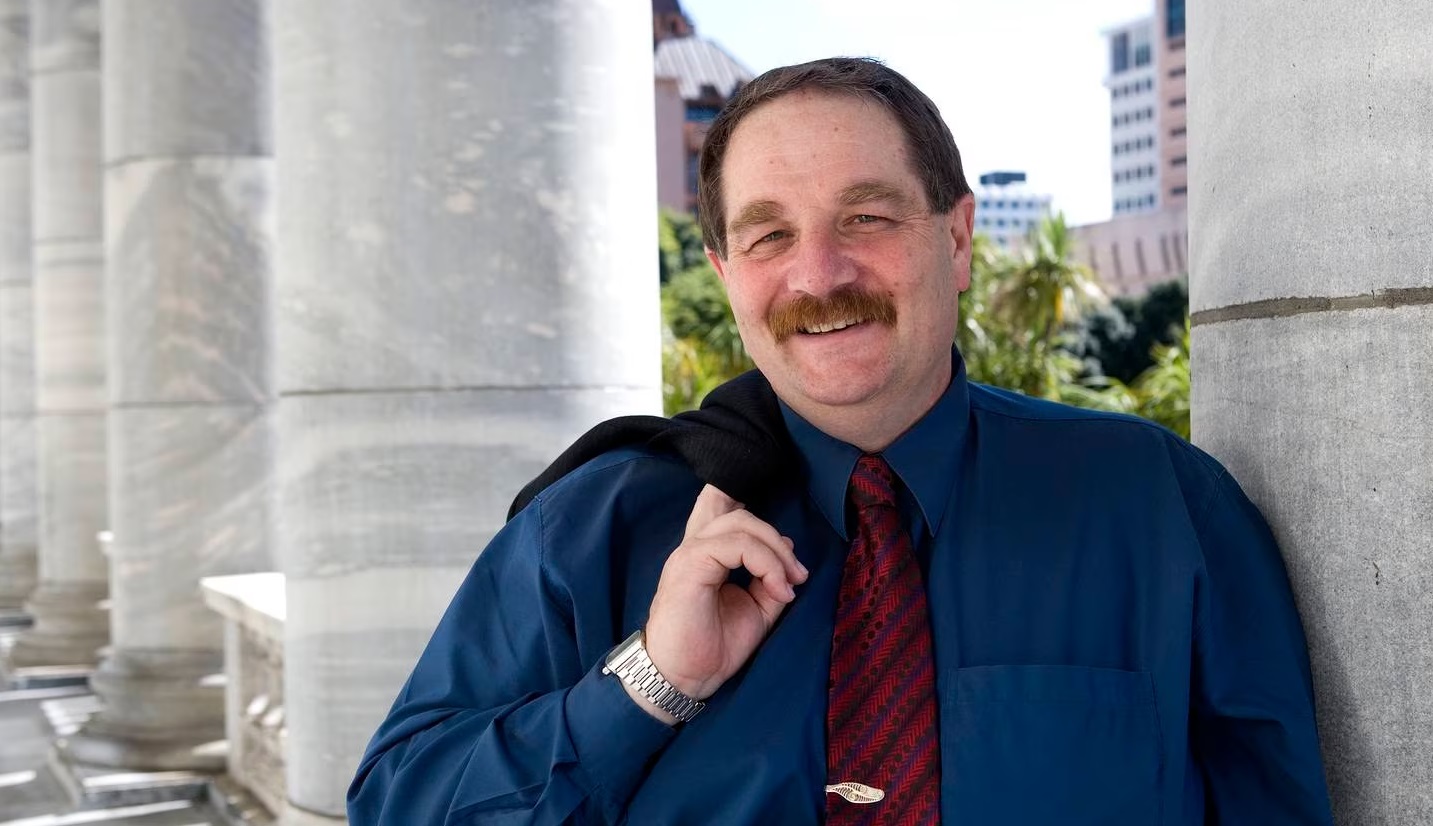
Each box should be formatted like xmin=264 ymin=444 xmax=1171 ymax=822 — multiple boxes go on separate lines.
xmin=694 ymin=508 xmax=808 ymax=586
xmin=684 ymin=484 xmax=743 ymax=539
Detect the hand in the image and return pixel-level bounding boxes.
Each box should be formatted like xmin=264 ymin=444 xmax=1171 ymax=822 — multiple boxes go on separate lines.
xmin=633 ymin=485 xmax=808 ymax=721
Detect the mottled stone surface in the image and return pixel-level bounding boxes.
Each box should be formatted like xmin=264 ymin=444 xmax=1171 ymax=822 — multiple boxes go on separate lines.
xmin=66 ymin=0 xmax=272 ymax=773
xmin=1191 ymin=311 xmax=1433 ymax=823
xmin=32 ymin=242 xmax=105 ymax=412
xmin=17 ymin=0 xmax=110 ymax=670
xmin=103 ymin=0 xmax=269 ymax=161
xmin=105 ymin=158 xmax=271 ymax=405
xmin=29 ymin=0 xmax=98 ymax=76
xmin=272 ymin=0 xmax=662 ymax=395
xmin=272 ymin=2 xmax=660 ymax=814
xmin=30 ymin=70 xmax=102 ymax=243
xmin=1190 ymin=2 xmax=1433 ymax=821
xmin=106 ymin=406 xmax=271 ymax=650
xmin=1187 ymin=1 xmax=1433 ymax=313
xmin=0 ymin=0 xmax=37 ymax=611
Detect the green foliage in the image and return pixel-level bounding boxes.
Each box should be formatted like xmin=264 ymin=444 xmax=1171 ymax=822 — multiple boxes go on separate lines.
xmin=658 ymin=208 xmax=710 ymax=284
xmin=1070 ymin=280 xmax=1188 ymax=384
xmin=658 ymin=211 xmax=753 ymax=413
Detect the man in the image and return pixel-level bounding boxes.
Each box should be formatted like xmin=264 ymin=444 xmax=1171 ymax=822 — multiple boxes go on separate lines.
xmin=348 ymin=58 xmax=1333 ymax=824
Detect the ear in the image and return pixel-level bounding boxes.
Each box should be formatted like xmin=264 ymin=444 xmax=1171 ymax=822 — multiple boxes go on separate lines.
xmin=948 ymin=194 xmax=976 ymax=293
xmin=705 ymin=246 xmax=729 ymax=286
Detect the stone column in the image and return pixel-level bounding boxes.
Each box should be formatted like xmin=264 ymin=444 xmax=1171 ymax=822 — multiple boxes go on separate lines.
xmin=0 ymin=0 xmax=37 ymax=616
xmin=8 ymin=0 xmax=108 ymax=669
xmin=1189 ymin=3 xmax=1433 ymax=822
xmin=59 ymin=0 xmax=272 ymax=770
xmin=270 ymin=1 xmax=661 ymax=819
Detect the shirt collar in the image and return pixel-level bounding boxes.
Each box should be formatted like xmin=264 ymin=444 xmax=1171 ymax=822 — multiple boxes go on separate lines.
xmin=778 ymin=348 xmax=970 ymax=540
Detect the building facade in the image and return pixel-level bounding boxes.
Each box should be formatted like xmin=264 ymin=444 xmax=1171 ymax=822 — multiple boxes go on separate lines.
xmin=1105 ymin=18 xmax=1160 ymax=215
xmin=1085 ymin=4 xmax=1190 ymax=295
xmin=1157 ymin=0 xmax=1189 ymax=210
xmin=973 ymin=171 xmax=1053 ymax=251
xmin=652 ymin=1 xmax=752 ymax=215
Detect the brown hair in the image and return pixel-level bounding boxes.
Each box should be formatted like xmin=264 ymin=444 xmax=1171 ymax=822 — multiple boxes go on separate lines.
xmin=697 ymin=57 xmax=971 ymax=259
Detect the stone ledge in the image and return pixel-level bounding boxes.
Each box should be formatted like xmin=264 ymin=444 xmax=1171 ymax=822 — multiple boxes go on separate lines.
xmin=201 ymin=573 xmax=284 ymax=645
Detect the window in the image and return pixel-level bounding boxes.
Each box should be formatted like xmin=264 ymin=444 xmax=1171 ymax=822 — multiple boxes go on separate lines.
xmin=1167 ymin=0 xmax=1186 ymax=40
xmin=1111 ymin=32 xmax=1130 ymax=74
xmin=1169 ymin=66 xmax=1186 ymax=78
xmin=1146 ymin=107 xmax=1154 ymax=119
xmin=1170 ymin=97 xmax=1186 ymax=108
xmin=1172 ymin=156 xmax=1187 ymax=167
xmin=1171 ymin=185 xmax=1188 ymax=196
xmin=1172 ymin=126 xmax=1187 ymax=138
xmin=995 ymin=200 xmax=1006 ymax=209
xmin=996 ymin=218 xmax=1006 ymax=228
xmin=1135 ymin=44 xmax=1151 ymax=67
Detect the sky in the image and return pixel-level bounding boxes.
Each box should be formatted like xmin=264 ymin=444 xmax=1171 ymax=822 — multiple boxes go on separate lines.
xmin=678 ymin=0 xmax=1155 ymax=226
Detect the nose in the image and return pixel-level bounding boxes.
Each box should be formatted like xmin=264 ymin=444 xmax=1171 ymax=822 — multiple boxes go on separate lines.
xmin=786 ymin=226 xmax=859 ymax=297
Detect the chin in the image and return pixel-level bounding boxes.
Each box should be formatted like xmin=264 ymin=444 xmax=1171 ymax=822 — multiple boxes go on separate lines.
xmin=784 ymin=365 xmax=888 ymax=410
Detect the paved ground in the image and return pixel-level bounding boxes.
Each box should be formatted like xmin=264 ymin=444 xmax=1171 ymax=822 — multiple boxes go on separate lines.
xmin=0 ymin=628 xmax=221 ymax=826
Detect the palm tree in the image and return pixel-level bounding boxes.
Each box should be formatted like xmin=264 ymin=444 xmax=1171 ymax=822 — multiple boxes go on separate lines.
xmin=990 ymin=214 xmax=1107 ymax=346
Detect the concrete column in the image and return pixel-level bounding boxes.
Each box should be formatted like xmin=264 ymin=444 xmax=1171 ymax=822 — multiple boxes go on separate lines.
xmin=59 ymin=0 xmax=273 ymax=771
xmin=8 ymin=0 xmax=108 ymax=669
xmin=270 ymin=1 xmax=661 ymax=819
xmin=0 ymin=0 xmax=38 ymax=615
xmin=1189 ymin=3 xmax=1433 ymax=822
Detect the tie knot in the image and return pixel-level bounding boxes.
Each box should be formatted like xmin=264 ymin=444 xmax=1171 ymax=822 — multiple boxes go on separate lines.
xmin=848 ymin=454 xmax=898 ymax=511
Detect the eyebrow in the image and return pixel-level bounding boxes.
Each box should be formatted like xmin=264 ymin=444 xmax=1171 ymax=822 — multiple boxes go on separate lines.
xmin=838 ymin=180 xmax=919 ymax=211
xmin=727 ymin=199 xmax=786 ymax=243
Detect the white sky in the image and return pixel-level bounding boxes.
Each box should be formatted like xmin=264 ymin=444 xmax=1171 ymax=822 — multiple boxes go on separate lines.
xmin=678 ymin=0 xmax=1155 ymax=226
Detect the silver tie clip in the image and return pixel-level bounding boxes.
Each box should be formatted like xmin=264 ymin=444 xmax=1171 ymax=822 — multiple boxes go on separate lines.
xmin=825 ymin=781 xmax=885 ymax=804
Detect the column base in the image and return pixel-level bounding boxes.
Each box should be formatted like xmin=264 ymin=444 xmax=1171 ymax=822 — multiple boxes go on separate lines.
xmin=59 ymin=647 xmax=227 ymax=771
xmin=5 ymin=580 xmax=109 ymax=669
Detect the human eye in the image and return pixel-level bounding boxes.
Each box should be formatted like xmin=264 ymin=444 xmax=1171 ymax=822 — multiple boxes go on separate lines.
xmin=753 ymin=229 xmax=788 ymax=246
xmin=851 ymin=214 xmax=885 ymax=225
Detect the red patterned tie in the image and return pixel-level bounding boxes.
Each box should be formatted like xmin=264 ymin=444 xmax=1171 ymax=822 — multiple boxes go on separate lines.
xmin=827 ymin=455 xmax=941 ymax=824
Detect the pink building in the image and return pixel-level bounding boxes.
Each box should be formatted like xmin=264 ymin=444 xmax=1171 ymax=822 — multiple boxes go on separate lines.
xmin=651 ymin=0 xmax=753 ymax=215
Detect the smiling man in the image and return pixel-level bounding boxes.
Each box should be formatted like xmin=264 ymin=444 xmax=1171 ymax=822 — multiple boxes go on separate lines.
xmin=348 ymin=58 xmax=1333 ymax=825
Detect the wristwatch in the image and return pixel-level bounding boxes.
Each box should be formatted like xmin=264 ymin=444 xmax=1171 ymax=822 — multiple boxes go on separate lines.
xmin=602 ymin=629 xmax=706 ymax=723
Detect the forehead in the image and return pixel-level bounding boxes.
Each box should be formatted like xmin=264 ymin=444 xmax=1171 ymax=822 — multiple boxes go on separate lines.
xmin=721 ymin=90 xmax=919 ymax=210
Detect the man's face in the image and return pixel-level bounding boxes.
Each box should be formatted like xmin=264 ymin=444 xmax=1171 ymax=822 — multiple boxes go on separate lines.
xmin=707 ymin=90 xmax=974 ymax=440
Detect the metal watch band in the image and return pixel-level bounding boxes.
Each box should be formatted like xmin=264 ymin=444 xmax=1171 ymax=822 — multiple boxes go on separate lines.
xmin=602 ymin=629 xmax=706 ymax=723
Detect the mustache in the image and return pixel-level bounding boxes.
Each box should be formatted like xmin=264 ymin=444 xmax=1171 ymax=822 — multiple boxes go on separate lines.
xmin=766 ymin=285 xmax=897 ymax=343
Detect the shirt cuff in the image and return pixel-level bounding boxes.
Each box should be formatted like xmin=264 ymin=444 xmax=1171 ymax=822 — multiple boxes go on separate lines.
xmin=565 ymin=658 xmax=678 ymax=816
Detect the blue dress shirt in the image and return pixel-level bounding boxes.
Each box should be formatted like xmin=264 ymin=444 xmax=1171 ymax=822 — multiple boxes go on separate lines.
xmin=349 ymin=355 xmax=1333 ymax=825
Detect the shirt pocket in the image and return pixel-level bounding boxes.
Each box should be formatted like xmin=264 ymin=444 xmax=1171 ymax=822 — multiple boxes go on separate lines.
xmin=944 ymin=664 xmax=1162 ymax=826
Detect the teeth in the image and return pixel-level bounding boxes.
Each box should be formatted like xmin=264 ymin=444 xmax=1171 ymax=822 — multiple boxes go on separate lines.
xmin=801 ymin=318 xmax=863 ymax=335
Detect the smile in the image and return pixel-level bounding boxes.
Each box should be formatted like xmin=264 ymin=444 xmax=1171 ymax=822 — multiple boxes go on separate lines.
xmin=799 ymin=318 xmax=868 ymax=335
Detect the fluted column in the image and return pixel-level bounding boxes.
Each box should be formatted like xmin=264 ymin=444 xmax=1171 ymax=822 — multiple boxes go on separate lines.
xmin=271 ymin=1 xmax=661 ymax=819
xmin=58 ymin=0 xmax=273 ymax=771
xmin=0 ymin=0 xmax=38 ymax=616
xmin=1189 ymin=1 xmax=1433 ymax=822
xmin=8 ymin=0 xmax=108 ymax=669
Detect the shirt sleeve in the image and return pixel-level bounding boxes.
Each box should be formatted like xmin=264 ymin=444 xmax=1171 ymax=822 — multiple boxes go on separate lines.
xmin=1189 ymin=468 xmax=1334 ymax=824
xmin=346 ymin=497 xmax=676 ymax=825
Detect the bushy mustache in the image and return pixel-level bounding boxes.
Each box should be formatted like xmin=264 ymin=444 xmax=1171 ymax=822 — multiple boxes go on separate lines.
xmin=766 ymin=285 xmax=897 ymax=344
